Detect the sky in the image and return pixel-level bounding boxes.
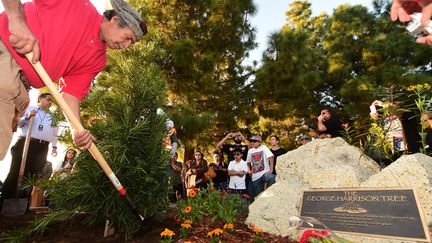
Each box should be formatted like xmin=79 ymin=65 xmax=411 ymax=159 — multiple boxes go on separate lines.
xmin=0 ymin=0 xmax=374 ymax=181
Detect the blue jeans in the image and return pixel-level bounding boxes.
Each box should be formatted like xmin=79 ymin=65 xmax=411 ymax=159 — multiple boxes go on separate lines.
xmin=252 ymin=172 xmax=275 ymax=199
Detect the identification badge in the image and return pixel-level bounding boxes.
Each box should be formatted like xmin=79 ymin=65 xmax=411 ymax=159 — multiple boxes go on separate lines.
xmin=38 ymin=124 xmax=44 ymax=131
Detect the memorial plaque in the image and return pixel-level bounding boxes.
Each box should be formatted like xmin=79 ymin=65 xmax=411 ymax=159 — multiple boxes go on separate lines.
xmin=299 ymin=188 xmax=430 ymax=242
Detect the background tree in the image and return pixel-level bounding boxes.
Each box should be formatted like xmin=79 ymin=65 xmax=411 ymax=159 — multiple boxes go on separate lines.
xmin=253 ymin=0 xmax=432 ymax=146
xmin=145 ymin=0 xmax=258 ymax=159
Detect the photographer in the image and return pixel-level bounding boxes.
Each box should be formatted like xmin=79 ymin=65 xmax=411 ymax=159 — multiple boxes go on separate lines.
xmin=216 ymin=131 xmax=250 ymax=162
xmin=317 ymin=108 xmax=343 ymax=139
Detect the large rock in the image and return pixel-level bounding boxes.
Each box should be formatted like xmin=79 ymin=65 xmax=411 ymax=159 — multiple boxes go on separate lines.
xmin=246 ymin=138 xmax=432 ymax=243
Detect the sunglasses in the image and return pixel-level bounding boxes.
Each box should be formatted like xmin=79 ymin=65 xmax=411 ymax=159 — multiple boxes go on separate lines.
xmin=234 ymin=153 xmax=242 ymax=156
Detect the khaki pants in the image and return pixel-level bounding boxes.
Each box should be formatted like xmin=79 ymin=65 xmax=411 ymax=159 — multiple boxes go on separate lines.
xmin=0 ymin=40 xmax=29 ymax=160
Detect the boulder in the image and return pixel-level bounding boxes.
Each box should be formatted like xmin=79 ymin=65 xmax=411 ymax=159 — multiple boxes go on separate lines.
xmin=246 ymin=138 xmax=432 ymax=243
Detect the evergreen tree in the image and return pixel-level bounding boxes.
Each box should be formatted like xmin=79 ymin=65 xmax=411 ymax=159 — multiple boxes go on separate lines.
xmin=254 ymin=0 xmax=432 ymax=140
xmin=145 ymin=0 xmax=257 ymax=157
xmin=38 ymin=39 xmax=169 ymax=238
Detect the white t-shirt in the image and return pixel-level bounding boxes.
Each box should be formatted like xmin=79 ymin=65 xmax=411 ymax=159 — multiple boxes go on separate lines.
xmin=228 ymin=159 xmax=248 ymax=190
xmin=246 ymin=145 xmax=274 ymax=181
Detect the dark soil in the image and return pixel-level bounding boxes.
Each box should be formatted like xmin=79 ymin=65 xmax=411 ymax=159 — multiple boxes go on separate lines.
xmin=0 ymin=208 xmax=296 ymax=242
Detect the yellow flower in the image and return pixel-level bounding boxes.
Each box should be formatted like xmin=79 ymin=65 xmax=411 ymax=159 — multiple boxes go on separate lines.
xmin=184 ymin=219 xmax=192 ymax=224
xmin=223 ymin=223 xmax=234 ymax=230
xmin=181 ymin=223 xmax=192 ymax=229
xmin=160 ymin=228 xmax=175 ymax=237
xmin=184 ymin=206 xmax=192 ymax=214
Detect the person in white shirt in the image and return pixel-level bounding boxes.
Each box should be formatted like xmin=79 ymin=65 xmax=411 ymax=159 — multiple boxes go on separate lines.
xmin=1 ymin=93 xmax=58 ymax=206
xmin=227 ymin=150 xmax=248 ymax=195
xmin=246 ymin=134 xmax=275 ymax=201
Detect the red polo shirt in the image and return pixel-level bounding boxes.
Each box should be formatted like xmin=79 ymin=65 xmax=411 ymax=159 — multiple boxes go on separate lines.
xmin=0 ymin=0 xmax=107 ymax=100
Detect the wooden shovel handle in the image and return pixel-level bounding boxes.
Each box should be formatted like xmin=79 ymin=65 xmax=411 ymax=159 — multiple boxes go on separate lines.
xmin=24 ymin=53 xmax=125 ymax=193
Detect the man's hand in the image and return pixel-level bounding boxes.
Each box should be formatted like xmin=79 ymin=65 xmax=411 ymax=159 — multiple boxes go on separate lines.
xmin=51 ymin=147 xmax=57 ymax=157
xmin=391 ymin=0 xmax=432 ymax=45
xmin=9 ymin=18 xmax=40 ymax=63
xmin=317 ymin=114 xmax=324 ymax=122
xmin=26 ymin=109 xmax=36 ymax=119
xmin=73 ymin=129 xmax=95 ymax=150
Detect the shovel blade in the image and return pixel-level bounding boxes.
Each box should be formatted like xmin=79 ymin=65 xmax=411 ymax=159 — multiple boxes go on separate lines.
xmin=2 ymin=198 xmax=28 ymax=217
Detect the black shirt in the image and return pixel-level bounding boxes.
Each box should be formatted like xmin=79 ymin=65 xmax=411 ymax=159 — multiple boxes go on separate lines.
xmin=321 ymin=117 xmax=343 ymax=138
xmin=222 ymin=144 xmax=248 ymax=162
xmin=270 ymin=147 xmax=287 ymax=175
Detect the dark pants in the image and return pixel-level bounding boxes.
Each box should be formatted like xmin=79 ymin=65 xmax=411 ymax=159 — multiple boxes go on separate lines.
xmin=1 ymin=138 xmax=48 ymax=200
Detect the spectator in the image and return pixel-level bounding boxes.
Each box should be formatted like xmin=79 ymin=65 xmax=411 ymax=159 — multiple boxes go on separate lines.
xmin=54 ymin=148 xmax=77 ymax=178
xmin=217 ymin=131 xmax=252 ymax=198
xmin=421 ymin=111 xmax=432 ymax=154
xmin=227 ymin=149 xmax=248 ymax=196
xmin=371 ymin=99 xmax=421 ymax=153
xmin=162 ymin=120 xmax=178 ymax=158
xmin=317 ymin=108 xmax=343 ymax=138
xmin=168 ymin=152 xmax=183 ymax=201
xmin=183 ymin=151 xmax=208 ymax=190
xmin=246 ymin=135 xmax=275 ymax=201
xmin=269 ymin=135 xmax=287 ymax=175
xmin=217 ymin=131 xmax=250 ymax=162
xmin=211 ymin=151 xmax=228 ymax=191
xmin=1 ymin=93 xmax=58 ymax=209
xmin=298 ymin=134 xmax=312 ymax=145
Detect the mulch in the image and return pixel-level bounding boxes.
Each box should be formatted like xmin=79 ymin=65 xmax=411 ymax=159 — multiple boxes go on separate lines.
xmin=0 ymin=208 xmax=297 ymax=242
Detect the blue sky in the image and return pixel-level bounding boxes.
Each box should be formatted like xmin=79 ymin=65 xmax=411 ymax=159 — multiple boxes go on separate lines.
xmin=248 ymin=0 xmax=375 ymax=64
xmin=0 ymin=0 xmax=375 ymax=179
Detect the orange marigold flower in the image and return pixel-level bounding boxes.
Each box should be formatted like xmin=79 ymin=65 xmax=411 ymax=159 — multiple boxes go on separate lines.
xmin=181 ymin=223 xmax=192 ymax=229
xmin=193 ymin=187 xmax=199 ymax=192
xmin=213 ymin=228 xmax=224 ymax=236
xmin=184 ymin=219 xmax=192 ymax=224
xmin=223 ymin=223 xmax=234 ymax=230
xmin=160 ymin=228 xmax=175 ymax=237
xmin=188 ymin=190 xmax=197 ymax=198
xmin=184 ymin=206 xmax=192 ymax=214
xmin=253 ymin=227 xmax=263 ymax=233
xmin=207 ymin=231 xmax=214 ymax=237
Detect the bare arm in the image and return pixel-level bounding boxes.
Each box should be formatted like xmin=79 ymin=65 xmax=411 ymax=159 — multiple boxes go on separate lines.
xmin=62 ymin=92 xmax=94 ymax=149
xmin=268 ymin=156 xmax=274 ymax=174
xmin=1 ymin=0 xmax=40 ymax=62
xmin=217 ymin=134 xmax=231 ymax=149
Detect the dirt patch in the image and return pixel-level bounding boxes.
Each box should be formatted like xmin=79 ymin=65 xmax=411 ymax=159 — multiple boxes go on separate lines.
xmin=0 ymin=209 xmax=296 ymax=242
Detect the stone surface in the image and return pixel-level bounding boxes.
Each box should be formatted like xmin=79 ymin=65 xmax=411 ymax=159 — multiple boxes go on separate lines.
xmin=246 ymin=138 xmax=432 ymax=243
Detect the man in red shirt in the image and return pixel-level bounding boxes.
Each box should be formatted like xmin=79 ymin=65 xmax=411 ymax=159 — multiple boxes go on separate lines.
xmin=0 ymin=0 xmax=147 ymax=159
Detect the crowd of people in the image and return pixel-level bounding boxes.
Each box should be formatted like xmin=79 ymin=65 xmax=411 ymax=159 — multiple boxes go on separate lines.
xmin=164 ymin=100 xmax=432 ymax=203
xmin=165 ymin=132 xmax=287 ymax=203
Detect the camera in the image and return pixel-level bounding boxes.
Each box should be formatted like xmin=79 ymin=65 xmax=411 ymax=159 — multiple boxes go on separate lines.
xmin=231 ymin=132 xmax=239 ymax=137
xmin=406 ymin=13 xmax=432 ymax=36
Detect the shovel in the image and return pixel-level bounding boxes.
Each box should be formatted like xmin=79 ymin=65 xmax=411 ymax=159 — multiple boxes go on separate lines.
xmin=24 ymin=53 xmax=144 ymax=221
xmin=2 ymin=117 xmax=35 ymax=216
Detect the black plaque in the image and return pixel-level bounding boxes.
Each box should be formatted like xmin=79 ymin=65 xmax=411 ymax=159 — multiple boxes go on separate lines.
xmin=300 ymin=188 xmax=430 ymax=242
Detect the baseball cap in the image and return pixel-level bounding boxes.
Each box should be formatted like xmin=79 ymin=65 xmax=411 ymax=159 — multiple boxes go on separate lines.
xmin=249 ymin=135 xmax=262 ymax=142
